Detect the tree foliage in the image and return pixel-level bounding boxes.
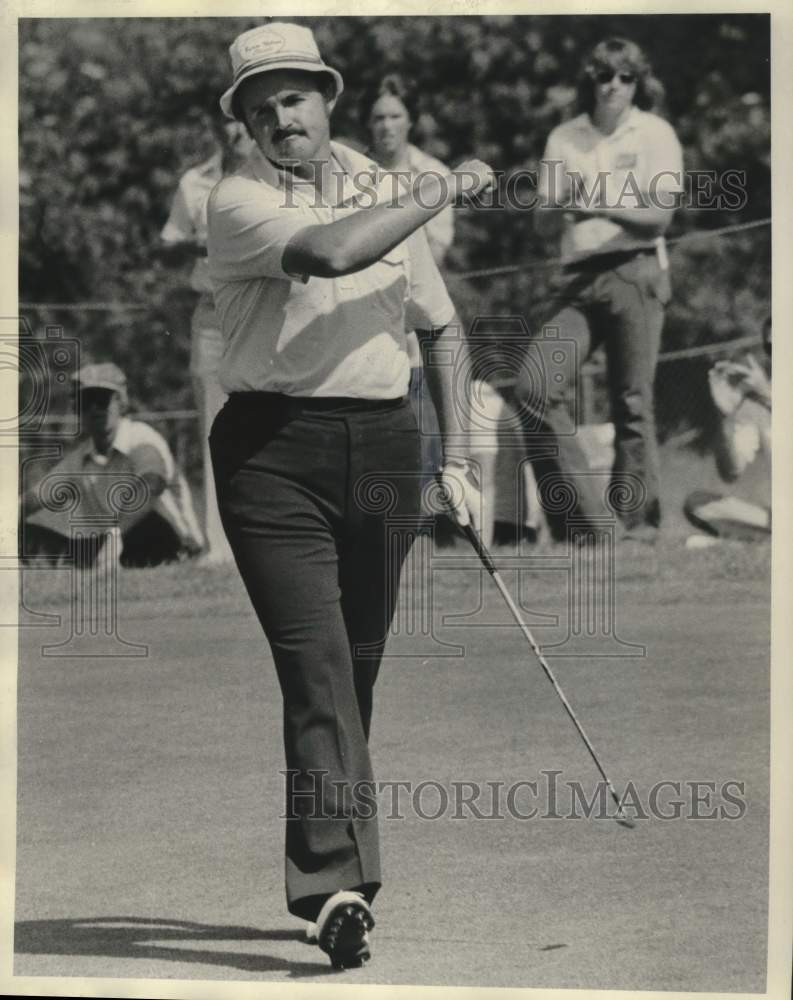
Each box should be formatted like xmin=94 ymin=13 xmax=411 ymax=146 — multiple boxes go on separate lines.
xmin=19 ymin=14 xmax=770 ymax=442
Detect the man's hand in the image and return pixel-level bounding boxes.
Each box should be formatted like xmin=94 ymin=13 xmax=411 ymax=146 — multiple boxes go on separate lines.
xmin=709 ymin=362 xmax=746 ymax=415
xmin=450 ymin=160 xmax=496 ymax=204
xmin=710 ymin=356 xmax=771 ymax=415
xmin=564 ymin=181 xmax=673 ymax=234
xmin=734 ymin=354 xmax=771 ymax=405
xmin=439 ymin=461 xmax=482 ymax=531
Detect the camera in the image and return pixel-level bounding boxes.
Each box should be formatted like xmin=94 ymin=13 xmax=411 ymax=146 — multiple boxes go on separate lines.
xmin=2 ymin=318 xmax=82 ymax=439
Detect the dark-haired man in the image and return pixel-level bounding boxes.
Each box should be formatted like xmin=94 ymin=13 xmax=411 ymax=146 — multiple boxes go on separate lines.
xmin=519 ymin=37 xmax=684 ymax=543
xmin=207 ymin=21 xmax=493 ymax=969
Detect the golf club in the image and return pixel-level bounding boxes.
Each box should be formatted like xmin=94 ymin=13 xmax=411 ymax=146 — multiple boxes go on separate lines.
xmin=459 ymin=520 xmax=635 ymax=830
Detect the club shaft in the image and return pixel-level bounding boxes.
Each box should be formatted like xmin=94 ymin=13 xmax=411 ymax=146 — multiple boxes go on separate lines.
xmin=461 ymin=523 xmax=631 ymax=825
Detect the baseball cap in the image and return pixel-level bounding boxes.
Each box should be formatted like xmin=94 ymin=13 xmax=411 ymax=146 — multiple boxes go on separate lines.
xmin=73 ymin=362 xmax=128 ymax=401
xmin=220 ymin=22 xmax=344 ymax=120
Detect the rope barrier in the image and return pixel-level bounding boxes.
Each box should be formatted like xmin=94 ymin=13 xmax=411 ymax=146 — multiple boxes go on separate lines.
xmin=33 ymin=330 xmax=761 ymax=427
xmin=19 ymin=216 xmax=771 ymax=312
xmin=18 ymin=214 xmax=769 ymax=424
xmin=656 ymin=333 xmax=761 ymax=363
xmin=447 ymin=216 xmax=771 ymax=280
xmin=18 ymin=302 xmax=152 ymax=313
xmin=36 ymin=409 xmax=199 ymax=427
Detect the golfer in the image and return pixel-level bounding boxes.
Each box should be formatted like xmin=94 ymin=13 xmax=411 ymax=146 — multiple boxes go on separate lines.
xmin=519 ymin=37 xmax=684 ymax=543
xmin=207 ymin=22 xmax=492 ymax=969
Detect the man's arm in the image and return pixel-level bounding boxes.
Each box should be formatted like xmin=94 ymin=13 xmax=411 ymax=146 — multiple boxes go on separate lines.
xmin=571 ymin=117 xmax=684 ymax=236
xmin=418 ymin=318 xmax=482 ymax=529
xmin=541 ymin=176 xmax=678 ymax=237
xmin=403 ymin=220 xmax=481 ymax=528
xmin=713 ymin=410 xmax=759 ymax=483
xmin=533 ymin=139 xmax=570 ymax=241
xmin=536 ymin=119 xmax=684 ymax=240
xmin=424 ymin=204 xmax=455 ymax=265
xmin=283 ymin=160 xmax=492 ymax=278
xmin=417 ymin=318 xmax=471 ymax=464
xmin=565 ymin=200 xmax=676 ymax=236
xmin=158 ymin=177 xmax=205 ymax=265
xmin=709 ymin=361 xmax=769 ymax=481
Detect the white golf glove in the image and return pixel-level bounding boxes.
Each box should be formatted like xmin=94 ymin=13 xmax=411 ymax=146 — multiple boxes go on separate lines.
xmin=439 ymin=459 xmax=482 ymax=531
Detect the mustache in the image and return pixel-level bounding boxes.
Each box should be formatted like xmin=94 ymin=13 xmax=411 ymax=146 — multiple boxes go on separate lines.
xmin=273 ymin=128 xmax=304 ymax=143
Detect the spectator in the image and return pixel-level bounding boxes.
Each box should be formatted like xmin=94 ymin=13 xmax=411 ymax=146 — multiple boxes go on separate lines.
xmin=361 ymin=74 xmax=454 ymax=507
xmin=160 ymin=115 xmax=254 ymax=564
xmin=22 ymin=363 xmax=204 ymax=566
xmin=684 ymin=320 xmax=771 ymax=543
xmin=517 ymin=37 xmax=684 ymax=544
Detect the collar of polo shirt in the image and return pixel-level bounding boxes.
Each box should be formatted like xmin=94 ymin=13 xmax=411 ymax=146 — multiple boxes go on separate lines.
xmin=581 ymin=104 xmax=641 ymax=139
xmin=245 ymin=141 xmax=381 ymax=204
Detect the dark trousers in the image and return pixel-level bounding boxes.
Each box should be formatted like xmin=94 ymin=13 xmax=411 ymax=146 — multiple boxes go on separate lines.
xmin=21 ymin=513 xmax=184 ymax=567
xmin=210 ymin=393 xmax=421 ymax=921
xmin=516 ymin=250 xmax=670 ymax=534
xmin=408 ymin=365 xmax=443 ymax=495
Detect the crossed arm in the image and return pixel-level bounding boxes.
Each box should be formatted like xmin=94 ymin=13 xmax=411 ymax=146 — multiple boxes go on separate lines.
xmin=535 ymin=187 xmax=677 ymax=239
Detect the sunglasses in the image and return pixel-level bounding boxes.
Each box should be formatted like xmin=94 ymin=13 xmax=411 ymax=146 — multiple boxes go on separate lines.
xmin=594 ymin=69 xmax=637 ymax=85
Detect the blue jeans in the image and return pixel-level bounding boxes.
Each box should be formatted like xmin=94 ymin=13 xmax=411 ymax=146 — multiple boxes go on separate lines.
xmin=516 ymin=250 xmax=670 ymax=535
xmin=210 ymin=393 xmax=421 ymax=920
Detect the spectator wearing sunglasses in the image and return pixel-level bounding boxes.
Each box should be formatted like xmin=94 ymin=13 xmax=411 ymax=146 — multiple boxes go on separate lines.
xmin=518 ymin=37 xmax=684 ymax=544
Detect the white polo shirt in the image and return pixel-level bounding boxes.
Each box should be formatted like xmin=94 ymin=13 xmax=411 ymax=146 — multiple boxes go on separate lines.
xmin=405 ymin=143 xmax=455 ymax=263
xmin=161 ymin=151 xmax=224 ymax=295
xmin=538 ymin=106 xmax=684 ymax=257
xmin=207 ymin=142 xmax=455 ymax=398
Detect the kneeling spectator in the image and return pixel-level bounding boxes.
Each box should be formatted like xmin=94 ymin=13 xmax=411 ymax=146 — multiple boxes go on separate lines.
xmin=23 ymin=363 xmax=204 ymax=566
xmin=684 ymin=320 xmax=771 ymax=543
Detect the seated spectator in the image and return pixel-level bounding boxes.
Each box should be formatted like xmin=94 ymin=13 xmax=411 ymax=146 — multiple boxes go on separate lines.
xmin=22 ymin=363 xmax=204 ymax=566
xmin=684 ymin=320 xmax=771 ymax=543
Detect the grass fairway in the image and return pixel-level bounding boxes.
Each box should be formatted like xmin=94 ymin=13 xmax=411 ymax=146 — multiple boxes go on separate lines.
xmin=12 ymin=524 xmax=771 ymax=990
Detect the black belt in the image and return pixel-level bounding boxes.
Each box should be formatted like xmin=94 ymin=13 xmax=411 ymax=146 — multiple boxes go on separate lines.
xmin=563 ymin=246 xmax=656 ymax=272
xmin=228 ymin=392 xmax=406 ymax=416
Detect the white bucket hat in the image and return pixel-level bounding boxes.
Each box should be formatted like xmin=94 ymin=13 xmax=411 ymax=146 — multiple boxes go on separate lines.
xmin=220 ymin=23 xmax=344 ymax=120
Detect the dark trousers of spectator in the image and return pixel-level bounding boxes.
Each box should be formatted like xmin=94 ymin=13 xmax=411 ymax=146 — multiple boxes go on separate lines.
xmin=21 ymin=513 xmax=183 ymax=567
xmin=515 ymin=250 xmax=670 ymax=536
xmin=210 ymin=393 xmax=421 ymax=921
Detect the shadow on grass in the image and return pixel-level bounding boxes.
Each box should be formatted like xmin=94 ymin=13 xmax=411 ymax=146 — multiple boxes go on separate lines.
xmin=14 ymin=915 xmax=336 ymax=978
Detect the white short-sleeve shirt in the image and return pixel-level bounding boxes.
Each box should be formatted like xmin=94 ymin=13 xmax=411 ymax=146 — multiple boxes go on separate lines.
xmin=161 ymin=152 xmax=223 ymax=295
xmin=405 ymin=143 xmax=455 ymax=262
xmin=207 ymin=142 xmax=455 ymax=397
xmin=538 ymin=106 xmax=684 ymax=257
